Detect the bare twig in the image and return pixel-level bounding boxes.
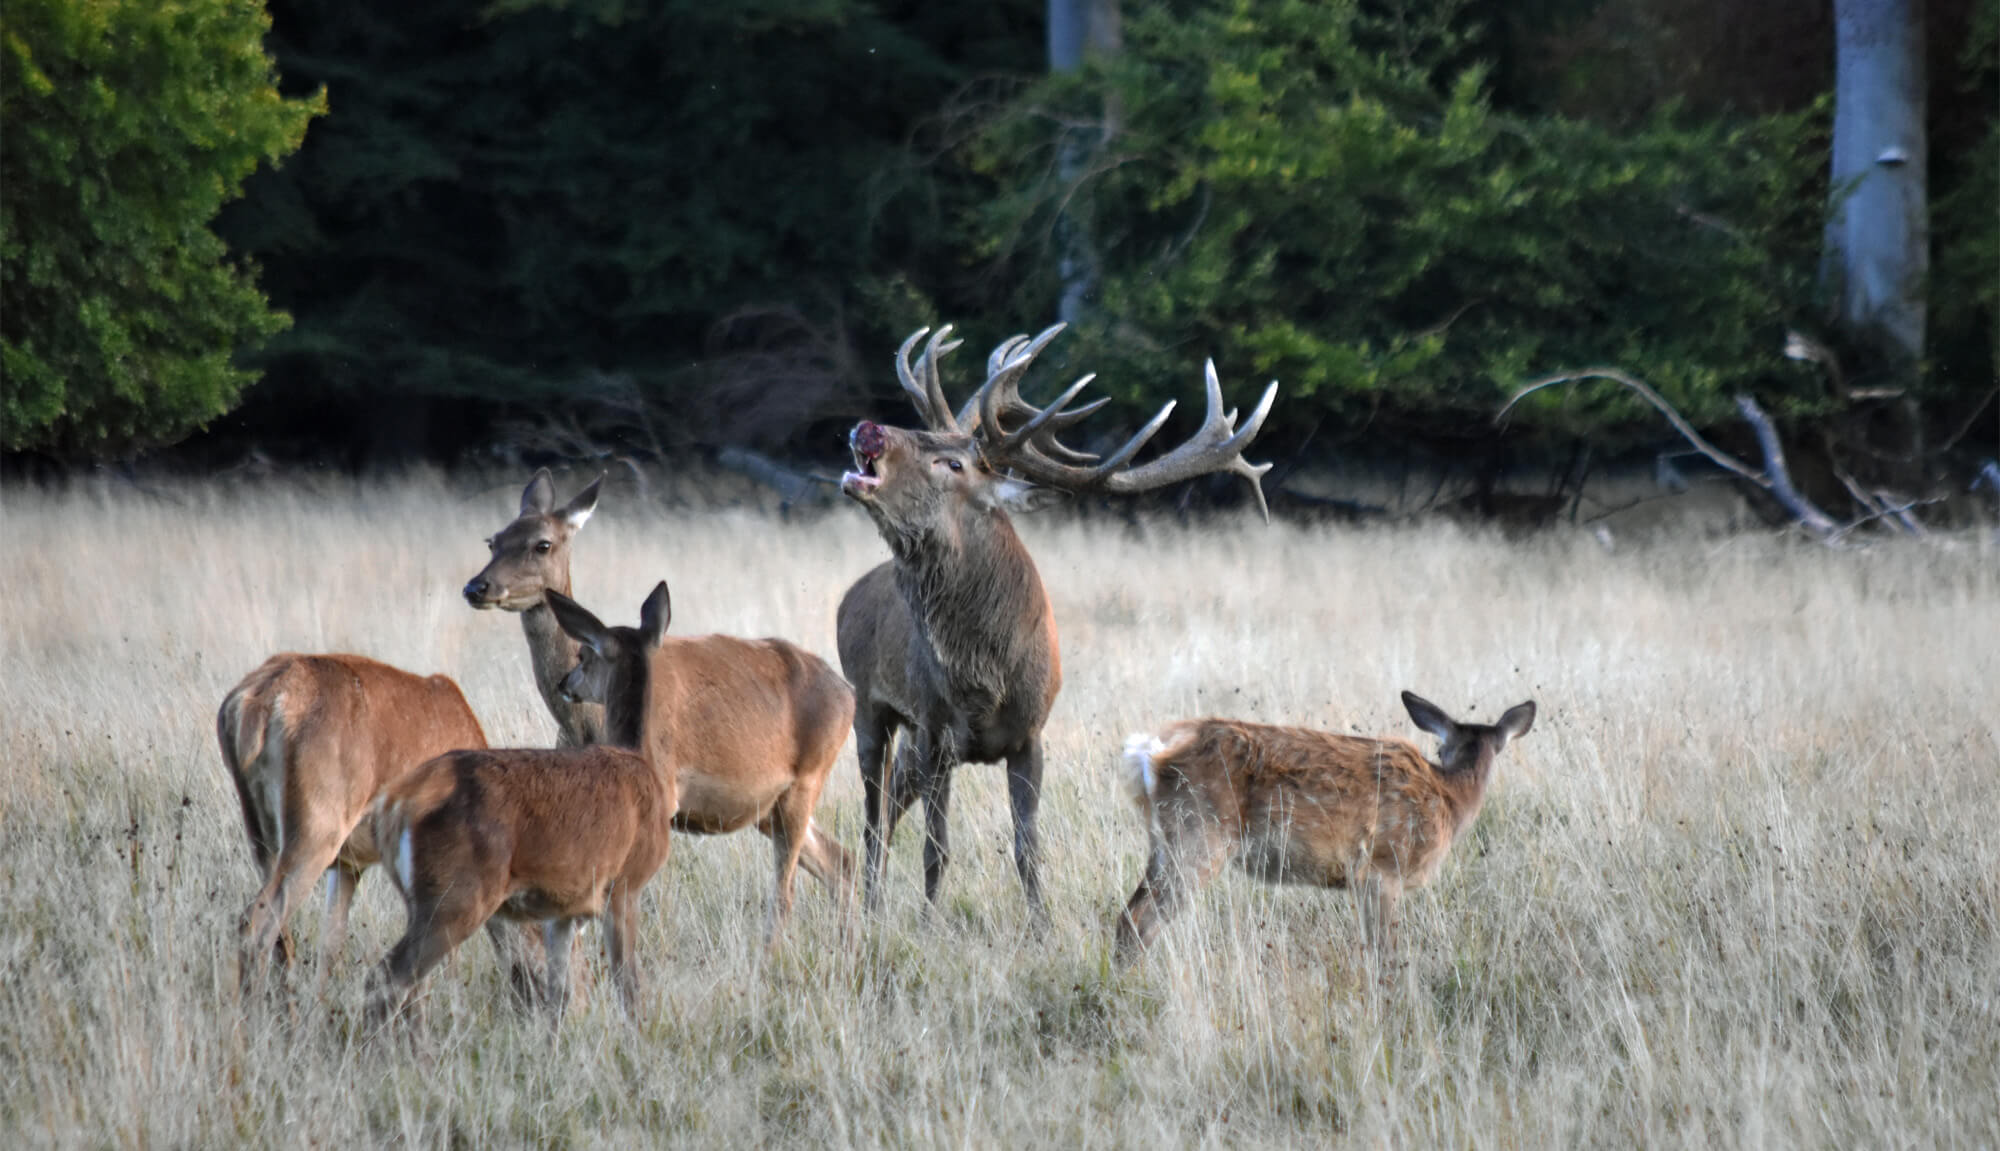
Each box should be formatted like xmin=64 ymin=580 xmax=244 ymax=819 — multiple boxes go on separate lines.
xmin=1734 ymin=396 xmax=1842 ymax=535
xmin=1500 ymin=368 xmax=1843 ymax=539
xmin=1498 ymin=369 xmax=1765 ymax=485
xmin=1826 ymin=496 xmax=1945 ymax=544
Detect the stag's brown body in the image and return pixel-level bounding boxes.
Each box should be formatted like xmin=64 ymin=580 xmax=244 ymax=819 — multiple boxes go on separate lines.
xmin=1115 ymin=693 xmax=1535 ymax=967
xmin=218 ymin=653 xmax=517 ymax=989
xmin=837 ymin=517 xmax=1062 ymax=912
xmin=839 ymin=323 xmax=1276 ymax=916
xmin=463 ymin=469 xmax=605 ymax=747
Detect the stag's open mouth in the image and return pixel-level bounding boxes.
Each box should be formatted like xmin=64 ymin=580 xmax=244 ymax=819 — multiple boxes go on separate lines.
xmin=841 ymin=421 xmax=887 ymax=500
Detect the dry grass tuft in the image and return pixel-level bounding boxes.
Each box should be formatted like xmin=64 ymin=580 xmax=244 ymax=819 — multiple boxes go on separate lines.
xmin=2 ymin=472 xmax=1996 ymax=1147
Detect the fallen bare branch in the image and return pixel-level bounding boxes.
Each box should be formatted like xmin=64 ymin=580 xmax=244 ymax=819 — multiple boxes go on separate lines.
xmin=1500 ymin=368 xmax=1844 ymax=541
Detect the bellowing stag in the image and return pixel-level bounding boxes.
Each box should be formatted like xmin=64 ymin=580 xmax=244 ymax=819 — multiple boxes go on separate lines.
xmin=838 ymin=322 xmax=1277 ymax=919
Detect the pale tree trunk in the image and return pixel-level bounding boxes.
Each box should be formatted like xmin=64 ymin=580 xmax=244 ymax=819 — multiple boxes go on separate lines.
xmin=1049 ymin=0 xmax=1120 ymax=324
xmin=1824 ymin=0 xmax=1929 ymax=373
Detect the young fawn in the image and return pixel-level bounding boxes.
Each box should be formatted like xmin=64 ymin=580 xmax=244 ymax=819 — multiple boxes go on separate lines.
xmin=1115 ymin=691 xmax=1536 ymax=969
xmin=361 ymin=589 xmax=678 ymax=1026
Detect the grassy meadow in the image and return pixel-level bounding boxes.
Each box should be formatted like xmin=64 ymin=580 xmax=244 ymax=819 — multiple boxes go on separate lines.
xmin=2 ymin=470 xmax=1996 ymax=1148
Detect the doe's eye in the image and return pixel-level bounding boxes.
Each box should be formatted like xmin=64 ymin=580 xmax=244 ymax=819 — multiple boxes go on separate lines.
xmin=534 ymin=540 xmax=554 ymax=554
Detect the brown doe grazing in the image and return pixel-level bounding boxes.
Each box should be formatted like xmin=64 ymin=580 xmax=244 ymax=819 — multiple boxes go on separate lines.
xmin=838 ymin=322 xmax=1277 ymax=918
xmin=551 ymin=584 xmax=856 ymax=939
xmin=463 ymin=469 xmax=605 ymax=747
xmin=1114 ymin=691 xmax=1536 ymax=970
xmin=217 ymin=654 xmax=538 ymax=998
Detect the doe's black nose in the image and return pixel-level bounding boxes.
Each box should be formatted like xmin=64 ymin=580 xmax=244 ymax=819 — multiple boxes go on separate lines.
xmin=463 ymin=578 xmax=489 ymax=604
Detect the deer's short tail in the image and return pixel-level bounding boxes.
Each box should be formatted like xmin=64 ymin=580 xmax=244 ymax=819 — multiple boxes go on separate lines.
xmin=371 ymin=793 xmax=416 ymax=900
xmin=1121 ymin=733 xmax=1164 ymax=815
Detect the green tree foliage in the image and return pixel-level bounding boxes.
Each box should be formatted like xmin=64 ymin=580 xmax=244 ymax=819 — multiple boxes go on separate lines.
xmin=1 ymin=0 xmax=321 ymax=456
xmin=1931 ymin=0 xmax=1998 ymax=384
xmin=963 ymin=0 xmax=1829 ymax=448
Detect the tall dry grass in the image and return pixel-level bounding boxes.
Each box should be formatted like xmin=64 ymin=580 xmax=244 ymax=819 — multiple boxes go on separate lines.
xmin=1 ymin=471 xmax=1996 ymax=1148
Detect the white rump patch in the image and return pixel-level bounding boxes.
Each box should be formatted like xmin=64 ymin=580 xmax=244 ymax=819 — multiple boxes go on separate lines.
xmin=394 ymin=826 xmax=415 ymax=896
xmin=1121 ymin=733 xmax=1163 ymax=809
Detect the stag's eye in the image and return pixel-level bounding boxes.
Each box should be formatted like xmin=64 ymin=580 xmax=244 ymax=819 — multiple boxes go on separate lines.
xmin=941 ymin=458 xmax=963 ymax=472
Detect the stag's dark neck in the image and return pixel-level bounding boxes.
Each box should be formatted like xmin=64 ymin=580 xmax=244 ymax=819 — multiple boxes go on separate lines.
xmin=522 ymin=601 xmax=605 ymax=748
xmin=1437 ymin=744 xmax=1499 ymax=836
xmin=891 ymin=508 xmax=1050 ymax=700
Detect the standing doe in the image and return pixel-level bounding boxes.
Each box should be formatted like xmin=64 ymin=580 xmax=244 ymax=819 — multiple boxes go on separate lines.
xmin=463 ymin=469 xmax=605 ymax=748
xmin=217 ymin=654 xmax=538 ymax=997
xmin=1115 ymin=692 xmax=1536 ymax=970
xmin=551 ymin=584 xmax=855 ymax=939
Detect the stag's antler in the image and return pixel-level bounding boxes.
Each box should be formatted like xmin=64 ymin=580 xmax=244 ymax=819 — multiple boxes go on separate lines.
xmin=896 ymin=322 xmax=1280 ymax=518
xmin=895 ymin=326 xmax=968 ymax=434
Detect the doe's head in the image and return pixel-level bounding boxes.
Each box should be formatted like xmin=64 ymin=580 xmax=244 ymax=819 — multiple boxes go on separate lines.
xmin=464 ymin=469 xmax=601 ymax=611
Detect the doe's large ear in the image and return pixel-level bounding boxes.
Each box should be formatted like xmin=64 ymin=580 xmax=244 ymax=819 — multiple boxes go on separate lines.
xmin=1401 ymin=690 xmax=1457 ymax=741
xmin=639 ymin=581 xmax=672 ymax=648
xmin=1496 ymin=701 xmax=1537 ymax=743
xmin=992 ymin=476 xmax=1069 ymax=515
xmin=546 ymin=589 xmax=607 ymax=648
xmin=521 ymin=468 xmax=557 ymax=516
xmin=560 ymin=474 xmax=602 ymax=529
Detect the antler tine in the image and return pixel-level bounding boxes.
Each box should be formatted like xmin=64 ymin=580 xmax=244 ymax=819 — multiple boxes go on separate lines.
xmin=994 ymin=373 xmax=1099 ymax=453
xmin=895 ymin=327 xmax=963 ymax=433
xmin=960 ymin=323 xmax=1067 ymax=433
xmin=1095 ymin=361 xmax=1280 ymax=518
xmin=920 ymin=327 xmax=965 ymax=433
xmin=895 ymin=327 xmax=934 ymax=421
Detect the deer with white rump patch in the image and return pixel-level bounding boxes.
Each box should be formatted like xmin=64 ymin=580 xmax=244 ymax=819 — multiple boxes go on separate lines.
xmin=217 ymin=654 xmax=545 ymax=999
xmin=1115 ymin=692 xmax=1536 ymax=970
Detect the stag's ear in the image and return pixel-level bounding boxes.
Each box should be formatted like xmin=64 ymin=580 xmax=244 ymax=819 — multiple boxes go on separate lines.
xmin=521 ymin=468 xmax=557 ymax=516
xmin=1496 ymin=701 xmax=1537 ymax=743
xmin=990 ymin=477 xmax=1068 ymax=514
xmin=1401 ymin=691 xmax=1457 ymax=741
xmin=639 ymin=581 xmax=672 ymax=648
xmin=560 ymin=474 xmax=602 ymax=529
xmin=546 ymin=589 xmax=607 ymax=649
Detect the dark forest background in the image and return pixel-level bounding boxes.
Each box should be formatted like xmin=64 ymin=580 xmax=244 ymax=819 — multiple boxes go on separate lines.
xmin=4 ymin=0 xmax=1995 ymax=519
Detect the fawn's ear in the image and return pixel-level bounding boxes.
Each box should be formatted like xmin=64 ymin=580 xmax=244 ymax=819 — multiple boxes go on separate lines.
xmin=639 ymin=581 xmax=672 ymax=648
xmin=520 ymin=468 xmax=557 ymax=516
xmin=1401 ymin=690 xmax=1456 ymax=741
xmin=546 ymin=589 xmax=608 ymax=649
xmin=1496 ymin=701 xmax=1537 ymax=743
xmin=560 ymin=474 xmax=601 ymax=529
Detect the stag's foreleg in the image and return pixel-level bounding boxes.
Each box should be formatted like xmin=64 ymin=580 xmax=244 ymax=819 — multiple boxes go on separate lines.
xmin=856 ymin=708 xmax=896 ymax=910
xmin=918 ymin=740 xmax=955 ymax=909
xmin=1006 ymin=741 xmax=1048 ymax=924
